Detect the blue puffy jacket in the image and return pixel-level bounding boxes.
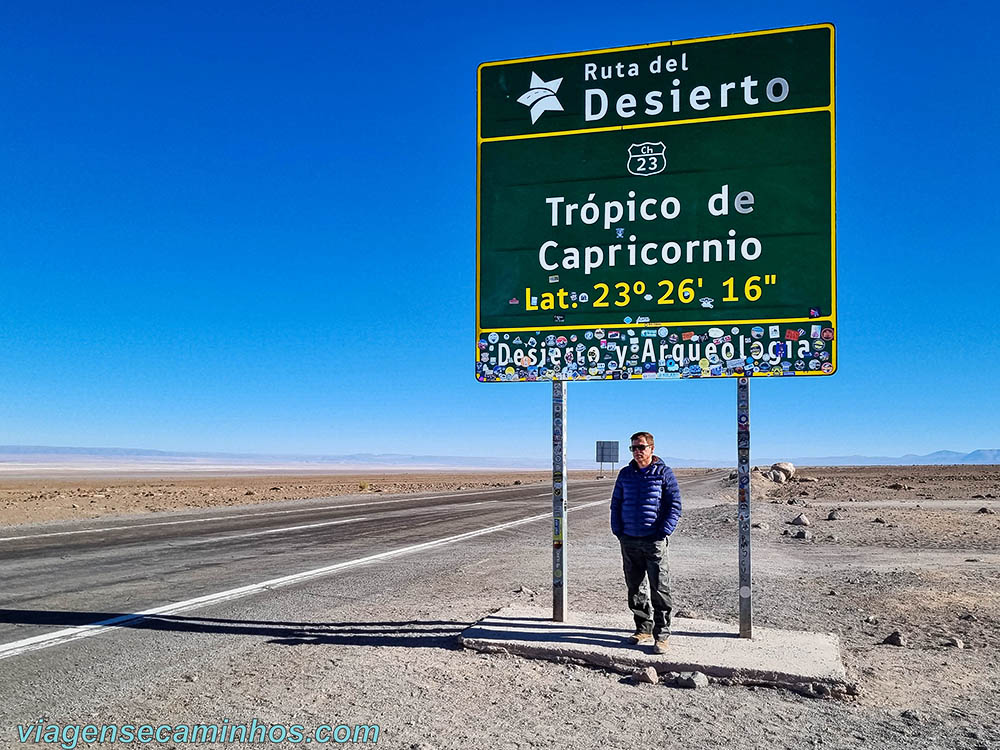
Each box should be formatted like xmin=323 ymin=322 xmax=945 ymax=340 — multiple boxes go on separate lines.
xmin=610 ymin=456 xmax=682 ymax=539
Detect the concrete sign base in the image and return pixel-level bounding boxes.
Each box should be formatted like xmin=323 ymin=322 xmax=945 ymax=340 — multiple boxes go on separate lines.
xmin=459 ymin=605 xmax=853 ymax=698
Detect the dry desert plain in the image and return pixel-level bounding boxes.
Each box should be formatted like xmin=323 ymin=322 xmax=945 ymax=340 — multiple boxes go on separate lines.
xmin=1 ymin=465 xmax=998 ymax=749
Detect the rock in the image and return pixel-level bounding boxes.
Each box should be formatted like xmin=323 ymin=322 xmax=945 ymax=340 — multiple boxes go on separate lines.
xmin=181 ymin=674 xmax=198 ymax=683
xmin=943 ymin=637 xmax=965 ymax=648
xmin=751 ymin=522 xmax=769 ymax=530
xmin=888 ymin=483 xmax=914 ymax=490
xmin=900 ymin=709 xmax=924 ymax=722
xmin=791 ymin=513 xmax=811 ymax=526
xmin=676 ymin=671 xmax=709 ymax=689
xmin=882 ymin=630 xmax=906 ymax=646
xmin=771 ymin=462 xmax=796 ymax=479
xmin=959 ymin=613 xmax=978 ymax=621
xmin=516 ymin=585 xmax=536 ymax=596
xmin=793 ymin=529 xmax=813 ymax=540
xmin=244 ymin=490 xmax=255 ymax=496
xmin=873 ymin=517 xmax=887 ymax=524
xmin=728 ymin=471 xmax=738 ymax=480
xmin=513 ymin=480 xmax=522 ymax=485
xmin=798 ymin=476 xmax=818 ymax=482
xmin=827 ymin=510 xmax=843 ymax=520
xmin=769 ymin=470 xmax=787 ymax=484
xmin=976 ymin=507 xmax=996 ymax=515
xmin=864 ymin=615 xmax=879 ymax=625
xmin=269 ymin=486 xmax=281 ymax=491
xmin=781 ymin=529 xmax=791 ymax=536
xmin=71 ymin=504 xmax=79 ymax=509
xmin=635 ymin=666 xmax=659 ymax=684
xmin=674 ymin=609 xmax=698 ymax=619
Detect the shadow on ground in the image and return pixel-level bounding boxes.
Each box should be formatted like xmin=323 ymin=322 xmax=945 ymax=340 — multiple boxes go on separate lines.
xmin=0 ymin=609 xmax=468 ymax=649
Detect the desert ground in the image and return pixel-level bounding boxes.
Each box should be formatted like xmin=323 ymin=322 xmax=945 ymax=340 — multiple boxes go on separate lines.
xmin=0 ymin=471 xmax=568 ymax=527
xmin=1 ymin=465 xmax=998 ymax=749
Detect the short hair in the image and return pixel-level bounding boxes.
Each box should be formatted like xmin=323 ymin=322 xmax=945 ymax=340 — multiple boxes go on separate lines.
xmin=630 ymin=431 xmax=654 ymax=445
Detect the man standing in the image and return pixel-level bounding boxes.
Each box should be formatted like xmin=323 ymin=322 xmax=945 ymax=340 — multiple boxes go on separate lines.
xmin=610 ymin=431 xmax=682 ymax=654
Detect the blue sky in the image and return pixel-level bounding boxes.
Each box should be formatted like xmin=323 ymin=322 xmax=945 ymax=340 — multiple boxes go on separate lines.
xmin=1 ymin=1 xmax=997 ymax=462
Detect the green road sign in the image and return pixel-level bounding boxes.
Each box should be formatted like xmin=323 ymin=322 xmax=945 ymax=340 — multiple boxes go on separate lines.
xmin=476 ymin=24 xmax=836 ymax=382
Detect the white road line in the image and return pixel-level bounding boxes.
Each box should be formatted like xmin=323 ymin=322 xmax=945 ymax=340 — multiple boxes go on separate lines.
xmin=0 ymin=498 xmax=607 ymax=661
xmin=0 ymin=488 xmax=554 ymax=543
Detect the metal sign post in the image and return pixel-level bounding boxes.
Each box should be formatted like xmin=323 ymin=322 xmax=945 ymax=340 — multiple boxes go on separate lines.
xmin=737 ymin=377 xmax=752 ymax=637
xmin=551 ymin=379 xmax=568 ymax=621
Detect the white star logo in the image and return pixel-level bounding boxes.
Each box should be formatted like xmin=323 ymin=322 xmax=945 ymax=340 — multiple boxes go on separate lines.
xmin=517 ymin=72 xmax=563 ymax=124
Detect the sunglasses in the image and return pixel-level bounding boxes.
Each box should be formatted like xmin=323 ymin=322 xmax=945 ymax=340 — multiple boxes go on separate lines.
xmin=629 ymin=444 xmax=651 ymax=452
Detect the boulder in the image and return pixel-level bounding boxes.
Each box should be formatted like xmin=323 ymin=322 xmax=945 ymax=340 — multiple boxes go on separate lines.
xmin=771 ymin=462 xmax=796 ymax=479
xmin=791 ymin=513 xmax=811 ymax=526
xmin=635 ymin=666 xmax=659 ymax=684
xmin=769 ymin=470 xmax=787 ymax=484
xmin=881 ymin=630 xmax=906 ymax=647
xmin=676 ymin=671 xmax=709 ymax=689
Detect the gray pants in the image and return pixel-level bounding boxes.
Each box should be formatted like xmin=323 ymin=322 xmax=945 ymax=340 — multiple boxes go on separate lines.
xmin=619 ymin=536 xmax=672 ymax=638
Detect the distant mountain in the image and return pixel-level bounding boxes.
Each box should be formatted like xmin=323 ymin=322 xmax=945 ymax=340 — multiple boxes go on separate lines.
xmin=0 ymin=445 xmax=997 ymax=471
xmin=762 ymin=450 xmax=1000 ymax=466
xmin=961 ymin=449 xmax=1000 ymax=464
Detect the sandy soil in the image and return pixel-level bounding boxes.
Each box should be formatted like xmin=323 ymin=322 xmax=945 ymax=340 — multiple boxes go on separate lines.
xmin=0 ymin=472 xmax=554 ymax=527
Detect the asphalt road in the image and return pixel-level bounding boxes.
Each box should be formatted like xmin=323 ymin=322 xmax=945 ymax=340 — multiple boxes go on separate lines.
xmin=0 ymin=474 xmax=725 ymax=660
xmin=0 ymin=481 xmax=606 ymax=650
